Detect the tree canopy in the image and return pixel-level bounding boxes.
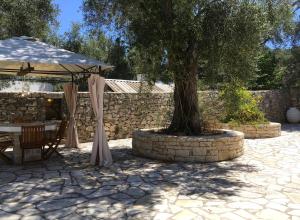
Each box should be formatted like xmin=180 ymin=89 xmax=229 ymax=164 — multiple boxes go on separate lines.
xmin=248 ymin=48 xmax=291 ymax=90
xmin=285 ymin=47 xmax=300 ymax=87
xmin=0 ymin=0 xmax=297 ymax=133
xmin=83 ymin=0 xmax=295 ymax=135
xmin=0 ymin=0 xmax=58 ymax=40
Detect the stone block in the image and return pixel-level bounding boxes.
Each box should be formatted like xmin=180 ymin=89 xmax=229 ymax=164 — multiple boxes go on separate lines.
xmin=193 ymin=148 xmax=207 ymax=156
xmin=175 ymin=150 xmax=190 ymax=157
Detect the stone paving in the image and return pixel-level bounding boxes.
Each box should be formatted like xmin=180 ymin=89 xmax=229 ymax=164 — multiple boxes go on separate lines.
xmin=0 ymin=124 xmax=300 ymax=220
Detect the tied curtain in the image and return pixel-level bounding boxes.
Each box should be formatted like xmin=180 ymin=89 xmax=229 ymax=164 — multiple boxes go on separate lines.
xmin=88 ymin=74 xmax=112 ymax=166
xmin=63 ymin=83 xmax=79 ymax=148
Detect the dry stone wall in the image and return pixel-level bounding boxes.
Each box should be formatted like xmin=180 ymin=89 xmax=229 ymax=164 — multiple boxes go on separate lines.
xmin=253 ymin=90 xmax=289 ymax=122
xmin=77 ymin=92 xmax=173 ymax=142
xmin=0 ymin=89 xmax=292 ymax=142
xmin=0 ymin=92 xmax=173 ymax=142
xmin=290 ymin=87 xmax=300 ymax=109
xmin=199 ymin=90 xmax=290 ymax=127
xmin=132 ymin=128 xmax=244 ymax=162
xmin=213 ymin=122 xmax=281 ymax=139
xmin=0 ymin=92 xmax=62 ymax=122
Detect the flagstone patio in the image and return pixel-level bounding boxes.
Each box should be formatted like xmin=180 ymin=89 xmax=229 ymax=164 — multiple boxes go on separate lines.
xmin=0 ymin=124 xmax=300 ymax=220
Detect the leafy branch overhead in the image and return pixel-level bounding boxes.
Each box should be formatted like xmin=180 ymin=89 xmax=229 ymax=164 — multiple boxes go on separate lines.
xmin=0 ymin=0 xmax=58 ymax=40
xmin=83 ymin=1 xmax=294 ymax=83
xmin=83 ymin=0 xmax=294 ymax=135
xmin=0 ymin=0 xmax=297 ymax=135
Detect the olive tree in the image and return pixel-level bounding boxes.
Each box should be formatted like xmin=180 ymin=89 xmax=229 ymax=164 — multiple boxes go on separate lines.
xmin=83 ymin=0 xmax=294 ymax=135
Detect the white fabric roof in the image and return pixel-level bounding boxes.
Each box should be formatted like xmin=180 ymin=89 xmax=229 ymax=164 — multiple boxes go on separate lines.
xmin=0 ymin=36 xmax=113 ymax=77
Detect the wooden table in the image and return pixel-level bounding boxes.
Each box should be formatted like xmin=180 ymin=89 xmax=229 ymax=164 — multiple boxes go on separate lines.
xmin=0 ymin=121 xmax=59 ymax=165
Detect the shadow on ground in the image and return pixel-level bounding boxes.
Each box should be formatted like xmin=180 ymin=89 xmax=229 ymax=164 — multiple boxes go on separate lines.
xmin=281 ymin=123 xmax=300 ymax=133
xmin=0 ymin=138 xmax=261 ymax=219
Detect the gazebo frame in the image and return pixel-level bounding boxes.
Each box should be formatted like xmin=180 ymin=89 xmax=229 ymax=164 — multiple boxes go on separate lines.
xmin=0 ymin=36 xmax=113 ymax=167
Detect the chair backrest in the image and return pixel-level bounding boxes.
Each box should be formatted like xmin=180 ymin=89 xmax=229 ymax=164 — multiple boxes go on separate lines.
xmin=0 ymin=132 xmax=10 ymax=139
xmin=56 ymin=120 xmax=68 ymax=140
xmin=20 ymin=125 xmax=45 ymax=149
xmin=0 ymin=140 xmax=13 ymax=150
xmin=0 ymin=132 xmax=13 ymax=149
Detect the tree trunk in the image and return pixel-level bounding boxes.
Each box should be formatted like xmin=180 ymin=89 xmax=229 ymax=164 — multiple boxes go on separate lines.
xmin=168 ymin=68 xmax=202 ymax=135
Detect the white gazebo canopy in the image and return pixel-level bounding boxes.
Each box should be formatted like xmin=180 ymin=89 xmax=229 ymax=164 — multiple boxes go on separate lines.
xmin=0 ymin=36 xmax=113 ymax=77
xmin=0 ymin=36 xmax=113 ymax=166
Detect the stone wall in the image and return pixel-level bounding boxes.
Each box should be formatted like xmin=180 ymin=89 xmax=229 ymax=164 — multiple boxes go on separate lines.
xmin=77 ymin=92 xmax=173 ymax=142
xmin=253 ymin=90 xmax=290 ymax=122
xmin=132 ymin=128 xmax=244 ymax=162
xmin=0 ymin=92 xmax=173 ymax=142
xmin=0 ymin=89 xmax=293 ymax=142
xmin=199 ymin=90 xmax=290 ymax=125
xmin=214 ymin=122 xmax=281 ymax=139
xmin=0 ymin=92 xmax=62 ymax=122
xmin=290 ymin=87 xmax=300 ymax=109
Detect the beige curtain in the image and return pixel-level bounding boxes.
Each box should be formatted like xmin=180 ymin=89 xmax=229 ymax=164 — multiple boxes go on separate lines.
xmin=88 ymin=74 xmax=112 ymax=166
xmin=63 ymin=83 xmax=79 ymax=148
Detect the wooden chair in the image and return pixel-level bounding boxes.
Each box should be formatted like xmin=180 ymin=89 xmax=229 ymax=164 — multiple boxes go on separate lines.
xmin=44 ymin=120 xmax=68 ymax=159
xmin=0 ymin=133 xmax=13 ymax=164
xmin=19 ymin=125 xmax=46 ymax=164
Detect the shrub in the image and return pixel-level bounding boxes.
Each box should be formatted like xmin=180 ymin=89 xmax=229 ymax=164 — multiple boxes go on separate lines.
xmin=219 ymin=83 xmax=267 ymax=125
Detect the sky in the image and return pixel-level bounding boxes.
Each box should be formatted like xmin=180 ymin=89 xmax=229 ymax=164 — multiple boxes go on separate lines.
xmin=53 ymin=0 xmax=84 ymax=34
xmin=54 ymin=0 xmax=299 ymax=48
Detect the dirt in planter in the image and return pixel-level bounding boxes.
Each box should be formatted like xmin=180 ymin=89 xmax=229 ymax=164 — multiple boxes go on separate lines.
xmin=151 ymin=128 xmax=225 ymax=137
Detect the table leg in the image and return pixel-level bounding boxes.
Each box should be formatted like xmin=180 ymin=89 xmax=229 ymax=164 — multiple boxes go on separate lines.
xmin=12 ymin=134 xmax=22 ymax=165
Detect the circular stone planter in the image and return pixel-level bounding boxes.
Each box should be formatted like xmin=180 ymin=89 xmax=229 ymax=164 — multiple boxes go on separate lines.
xmin=132 ymin=129 xmax=244 ymax=162
xmin=221 ymin=122 xmax=281 ymax=139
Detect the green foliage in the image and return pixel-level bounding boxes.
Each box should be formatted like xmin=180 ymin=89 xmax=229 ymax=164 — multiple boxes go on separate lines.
xmin=0 ymin=0 xmax=58 ymax=89
xmin=262 ymin=0 xmax=295 ymax=45
xmin=127 ymin=47 xmax=172 ymax=83
xmin=285 ymin=46 xmax=300 ymax=87
xmin=220 ymin=83 xmax=267 ymax=124
xmin=62 ymin=23 xmax=83 ymax=53
xmin=249 ymin=48 xmax=291 ymax=90
xmin=197 ymin=80 xmax=210 ymax=91
xmin=106 ymin=38 xmax=133 ymax=79
xmin=252 ymin=50 xmax=278 ymax=89
xmin=47 ymin=23 xmax=134 ymax=83
xmin=83 ymin=0 xmax=294 ymax=84
xmin=48 ymin=23 xmax=110 ymax=60
xmin=81 ymin=30 xmax=112 ymax=63
xmin=83 ymin=0 xmax=294 ymax=133
xmin=0 ymin=0 xmax=58 ymax=40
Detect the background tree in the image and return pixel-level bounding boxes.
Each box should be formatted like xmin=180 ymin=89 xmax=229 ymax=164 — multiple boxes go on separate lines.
xmin=81 ymin=29 xmax=112 ymax=63
xmin=285 ymin=47 xmax=300 ymax=87
xmin=262 ymin=0 xmax=295 ymax=45
xmin=62 ymin=23 xmax=83 ymax=53
xmin=47 ymin=23 xmax=134 ymax=90
xmin=61 ymin=25 xmax=133 ymax=81
xmin=0 ymin=0 xmax=59 ymax=90
xmin=83 ymin=0 xmax=294 ymax=135
xmin=249 ymin=48 xmax=291 ymax=90
xmin=0 ymin=0 xmax=58 ymax=40
xmin=107 ymin=38 xmax=132 ymax=79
